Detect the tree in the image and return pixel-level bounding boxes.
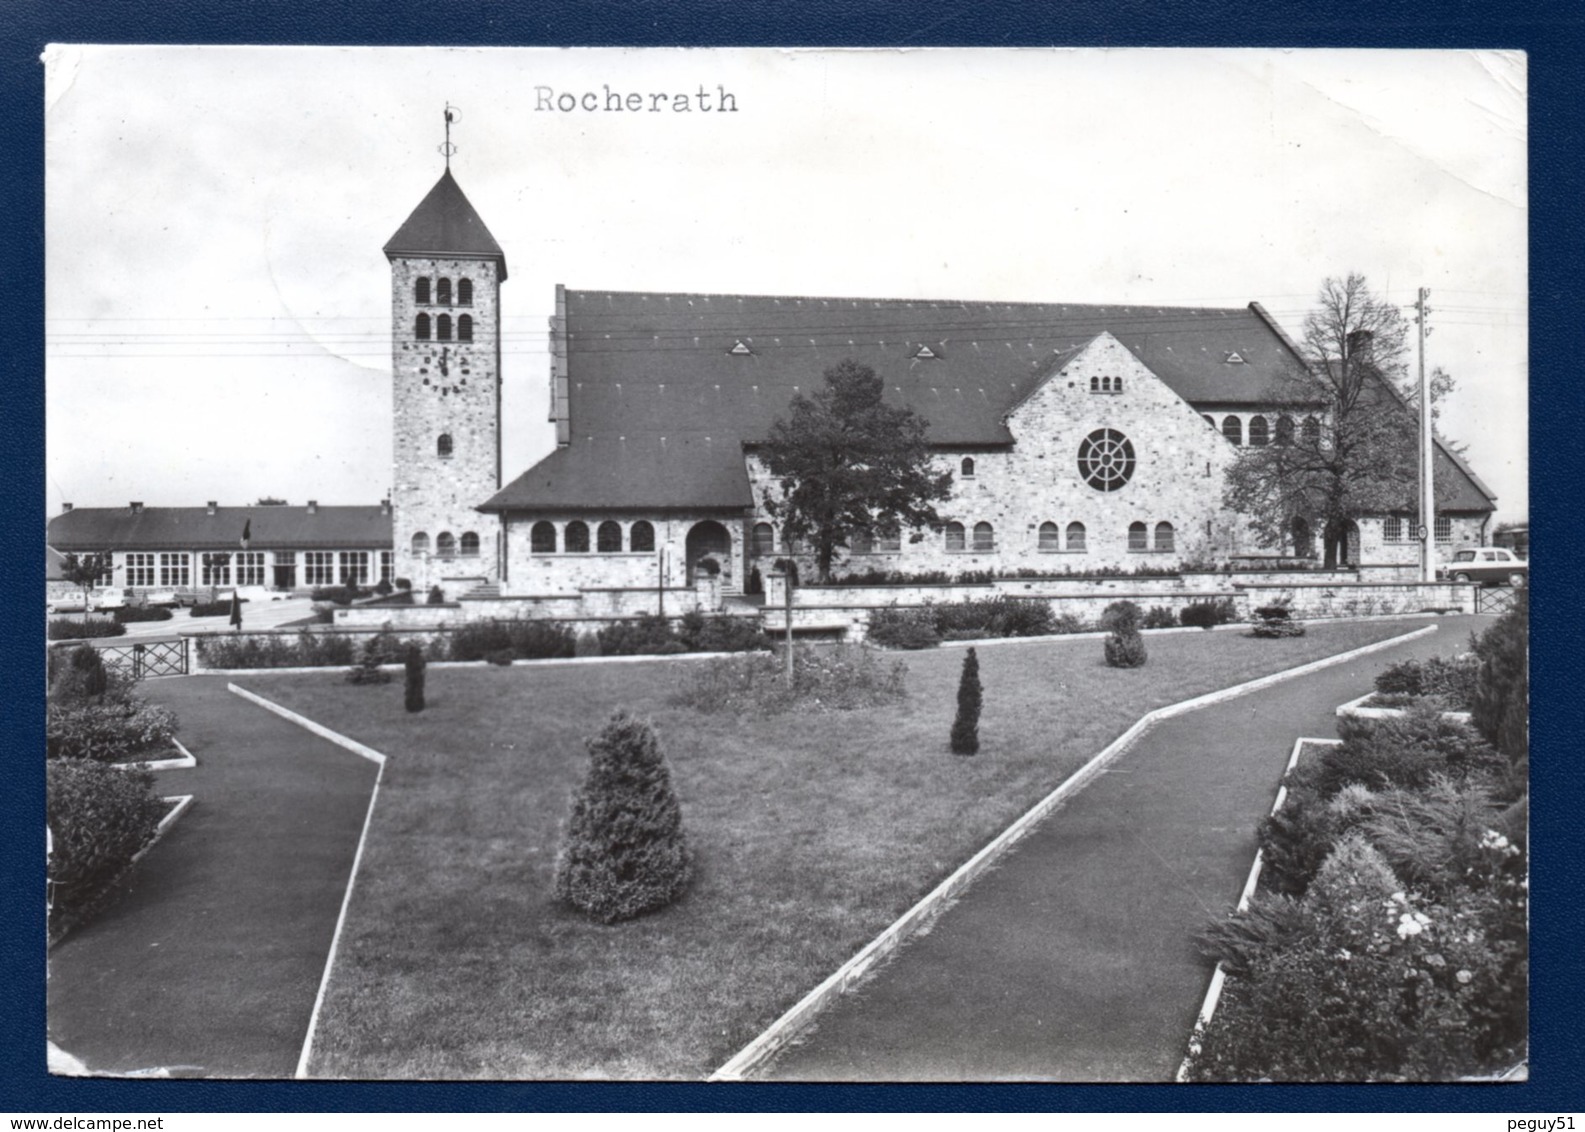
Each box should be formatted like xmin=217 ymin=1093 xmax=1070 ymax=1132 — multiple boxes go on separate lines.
xmin=950 ymin=647 xmax=982 ymax=755
xmin=554 ymin=711 xmax=692 ymax=923
xmin=60 ymin=553 xmax=113 ymax=622
xmin=759 ymin=359 xmax=953 ymax=582
xmin=1221 ymin=274 xmax=1456 ymax=568
xmin=404 ymin=644 xmax=426 ymax=712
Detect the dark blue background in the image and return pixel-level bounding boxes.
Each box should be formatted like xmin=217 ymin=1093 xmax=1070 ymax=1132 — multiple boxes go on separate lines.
xmin=5 ymin=0 xmax=1575 ymax=1114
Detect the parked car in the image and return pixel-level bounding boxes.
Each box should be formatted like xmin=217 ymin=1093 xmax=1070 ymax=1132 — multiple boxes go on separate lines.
xmin=93 ymin=588 xmax=130 ymax=611
xmin=143 ymin=589 xmax=181 ymax=607
xmin=47 ymin=589 xmax=126 ymax=613
xmin=46 ymin=593 xmax=90 ymax=614
xmin=1439 ymin=547 xmax=1528 ymax=586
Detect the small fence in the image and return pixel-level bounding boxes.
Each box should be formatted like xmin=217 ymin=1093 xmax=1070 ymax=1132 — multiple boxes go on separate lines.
xmin=1476 ymin=585 xmax=1519 ymax=616
xmin=62 ymin=639 xmax=192 ymax=679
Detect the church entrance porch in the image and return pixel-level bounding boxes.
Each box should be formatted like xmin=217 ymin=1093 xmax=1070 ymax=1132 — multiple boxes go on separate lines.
xmin=685 ymin=520 xmax=733 ymax=587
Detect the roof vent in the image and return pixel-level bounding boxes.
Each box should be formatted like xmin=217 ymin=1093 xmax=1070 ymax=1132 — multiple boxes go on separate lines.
xmin=380 ymin=499 xmax=392 ymax=516
xmin=306 ymin=500 xmax=318 ymax=515
xmin=1224 ymin=351 xmax=1246 ymax=364
xmin=207 ymin=501 xmax=218 ymax=515
xmin=61 ymin=502 xmax=72 ymax=513
xmin=729 ymin=339 xmax=753 ymax=356
xmin=130 ymin=501 xmax=143 ymax=514
xmin=914 ymin=345 xmax=938 ymax=360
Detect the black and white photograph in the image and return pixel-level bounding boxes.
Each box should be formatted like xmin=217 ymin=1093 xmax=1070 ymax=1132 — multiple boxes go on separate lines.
xmin=43 ymin=46 xmax=1528 ymax=1084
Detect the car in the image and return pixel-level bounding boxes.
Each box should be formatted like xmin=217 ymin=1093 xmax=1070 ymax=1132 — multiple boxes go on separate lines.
xmin=93 ymin=588 xmax=130 ymax=611
xmin=46 ymin=593 xmax=90 ymax=614
xmin=1440 ymin=547 xmax=1529 ymax=587
xmin=143 ymin=589 xmax=181 ymax=607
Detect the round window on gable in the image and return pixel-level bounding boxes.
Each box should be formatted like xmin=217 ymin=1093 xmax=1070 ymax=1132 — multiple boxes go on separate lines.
xmin=1077 ymin=428 xmax=1136 ymax=492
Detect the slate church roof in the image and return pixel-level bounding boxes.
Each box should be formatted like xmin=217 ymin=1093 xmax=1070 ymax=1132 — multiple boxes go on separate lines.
xmin=480 ymin=289 xmax=1495 ymax=514
xmin=384 ymin=169 xmax=509 ymax=280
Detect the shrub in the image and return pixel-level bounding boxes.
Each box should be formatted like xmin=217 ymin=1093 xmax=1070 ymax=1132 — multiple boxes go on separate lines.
xmin=345 ymin=635 xmax=393 ymax=685
xmin=48 ymin=617 xmax=125 ymax=640
xmin=695 ymin=555 xmax=721 ymax=578
xmin=1374 ymin=655 xmax=1479 ymax=708
xmin=448 ymin=619 xmax=576 ymax=662
xmin=1314 ymin=708 xmax=1505 ymax=795
xmin=47 ymin=699 xmax=178 ymax=762
xmin=404 ymin=645 xmax=426 ymax=712
xmin=672 ymin=644 xmax=909 ymax=715
xmin=1180 ymin=597 xmax=1238 ymax=629
xmin=1360 ymin=777 xmax=1501 ymax=896
xmin=1471 ymin=591 xmax=1528 ymax=766
xmin=867 ymin=606 xmax=941 ymax=649
xmin=950 ymin=647 xmax=982 ymax=755
xmin=374 ymin=578 xmax=393 ymax=597
xmin=1256 ymin=782 xmax=1373 ymax=897
xmin=675 ymin=611 xmax=769 ymax=653
xmin=597 ymin=614 xmax=682 ymax=656
xmin=1104 ymin=627 xmax=1147 ymax=668
xmin=426 ymin=585 xmax=446 ymax=605
xmin=395 ymin=577 xmax=412 ymax=592
xmin=196 ymin=630 xmax=359 ymax=669
xmin=189 ymin=600 xmax=234 ymax=618
xmin=485 ymin=648 xmax=515 ymax=666
xmin=48 ymin=758 xmax=167 ymax=925
xmin=66 ymin=644 xmax=107 ymax=700
xmin=1143 ymin=605 xmax=1177 ymax=630
xmin=553 ymin=712 xmax=692 ymax=923
xmin=1252 ymin=602 xmax=1306 ymax=638
xmin=112 ymin=605 xmax=173 ymax=624
xmin=1101 ymin=600 xmax=1143 ymax=633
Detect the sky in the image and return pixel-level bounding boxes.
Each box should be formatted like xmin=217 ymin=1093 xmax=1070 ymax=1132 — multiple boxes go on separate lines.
xmin=44 ymin=46 xmax=1528 ymax=522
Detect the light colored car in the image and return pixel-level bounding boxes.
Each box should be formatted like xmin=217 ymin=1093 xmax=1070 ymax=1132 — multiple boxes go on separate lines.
xmin=1441 ymin=547 xmax=1528 ymax=587
xmin=46 ymin=593 xmax=90 ymax=614
xmin=93 ymin=588 xmax=130 ymax=611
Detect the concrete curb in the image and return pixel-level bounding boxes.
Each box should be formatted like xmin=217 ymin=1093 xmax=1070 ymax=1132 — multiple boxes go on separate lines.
xmin=223 ymin=684 xmax=388 ymax=1081
xmin=128 ymin=794 xmax=195 ymax=869
xmin=114 ymin=737 xmax=198 ymax=772
xmin=1335 ymin=690 xmax=1473 ymax=725
xmin=1174 ymin=736 xmax=1340 ymax=1082
xmin=709 ymin=623 xmax=1437 ymax=1081
xmin=194 ymin=649 xmax=753 ymax=678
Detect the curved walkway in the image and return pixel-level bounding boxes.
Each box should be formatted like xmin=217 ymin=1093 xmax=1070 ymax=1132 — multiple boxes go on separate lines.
xmin=762 ymin=617 xmax=1484 ymax=1081
xmin=47 ymin=676 xmax=380 ymax=1078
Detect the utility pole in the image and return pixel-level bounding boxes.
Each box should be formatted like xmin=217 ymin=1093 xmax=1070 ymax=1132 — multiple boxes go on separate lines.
xmin=1416 ymin=288 xmax=1435 ymax=583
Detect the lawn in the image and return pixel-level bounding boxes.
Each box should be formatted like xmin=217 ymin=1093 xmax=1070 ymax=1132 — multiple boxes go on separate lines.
xmin=248 ymin=620 xmax=1416 ymax=1079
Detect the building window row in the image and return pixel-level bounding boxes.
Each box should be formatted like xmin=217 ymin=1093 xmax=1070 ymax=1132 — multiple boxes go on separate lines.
xmin=125 ymin=552 xmax=156 ymax=587
xmin=530 ymin=519 xmax=655 ymax=555
xmin=414 ymin=313 xmax=474 ymax=342
xmin=413 ymin=276 xmax=473 ymax=307
xmin=1384 ymin=516 xmax=1455 ymax=543
xmin=1128 ymin=521 xmax=1176 ymax=552
xmin=1213 ymin=413 xmax=1320 ymax=448
xmin=1089 ymin=375 xmax=1124 ymax=393
xmin=411 ymin=531 xmax=483 ymax=559
xmin=1037 ymin=521 xmax=1088 ymax=552
xmin=944 ymin=521 xmax=997 ymax=552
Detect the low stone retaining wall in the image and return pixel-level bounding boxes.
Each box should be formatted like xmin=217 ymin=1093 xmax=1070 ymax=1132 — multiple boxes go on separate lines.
xmin=1238 ymin=581 xmax=1471 ymax=619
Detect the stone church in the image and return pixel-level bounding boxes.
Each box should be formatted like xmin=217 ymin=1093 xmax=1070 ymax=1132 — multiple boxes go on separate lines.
xmin=385 ymin=169 xmax=1496 ymax=602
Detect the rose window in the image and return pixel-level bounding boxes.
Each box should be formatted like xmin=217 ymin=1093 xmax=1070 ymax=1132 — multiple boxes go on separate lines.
xmin=1077 ymin=428 xmax=1135 ymax=492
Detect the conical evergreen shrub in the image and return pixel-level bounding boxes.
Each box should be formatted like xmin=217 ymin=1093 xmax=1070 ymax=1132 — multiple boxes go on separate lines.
xmin=950 ymin=647 xmax=982 ymax=755
xmin=554 ymin=711 xmax=691 ymax=923
xmin=404 ymin=644 xmax=426 ymax=712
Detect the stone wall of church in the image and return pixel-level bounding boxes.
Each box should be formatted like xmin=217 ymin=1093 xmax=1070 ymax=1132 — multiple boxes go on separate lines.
xmin=746 ymin=333 xmax=1247 ymax=577
xmin=390 ymin=256 xmax=503 ymax=591
xmin=500 ymin=512 xmax=747 ymax=595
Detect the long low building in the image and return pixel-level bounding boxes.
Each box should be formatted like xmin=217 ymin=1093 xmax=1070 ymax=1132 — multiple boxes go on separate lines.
xmin=47 ymin=500 xmax=396 ymax=596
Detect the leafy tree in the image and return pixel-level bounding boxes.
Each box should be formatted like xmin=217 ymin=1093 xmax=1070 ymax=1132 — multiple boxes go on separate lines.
xmin=1222 ymin=274 xmax=1458 ymax=568
xmin=60 ymin=553 xmax=113 ymax=621
xmin=254 ymin=496 xmax=288 ymax=506
xmin=950 ymin=647 xmax=982 ymax=755
xmin=760 ymin=359 xmax=953 ymax=582
xmin=554 ymin=711 xmax=692 ymax=922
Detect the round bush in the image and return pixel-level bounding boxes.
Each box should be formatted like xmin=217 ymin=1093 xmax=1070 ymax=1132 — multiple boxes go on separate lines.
xmin=48 ymin=759 xmax=166 ymax=919
xmin=1104 ymin=627 xmax=1148 ymax=668
xmin=554 ymin=712 xmax=691 ymax=923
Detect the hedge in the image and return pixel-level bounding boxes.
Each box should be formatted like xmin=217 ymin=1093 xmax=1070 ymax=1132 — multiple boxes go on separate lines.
xmin=48 ymin=758 xmax=167 ymax=926
xmin=47 ymin=699 xmax=179 ymax=762
xmin=48 ymin=617 xmax=125 ymax=640
xmin=113 ymin=605 xmax=174 ymax=624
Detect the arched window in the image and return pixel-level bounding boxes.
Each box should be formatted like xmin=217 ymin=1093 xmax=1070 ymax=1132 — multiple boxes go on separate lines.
xmin=437 ymin=314 xmax=452 ymax=341
xmin=1090 ymin=376 xmax=1100 ymax=391
xmin=596 ymin=521 xmax=623 ymax=553
xmin=1222 ymin=415 xmax=1242 ymax=445
xmin=411 ymin=531 xmax=430 ymax=555
xmin=415 ymin=313 xmax=431 ymax=341
xmin=530 ymin=521 xmax=557 ymax=554
xmin=1101 ymin=376 xmax=1111 ymax=392
xmin=1154 ymin=521 xmax=1175 ymax=552
xmin=458 ymin=314 xmax=473 ymax=342
xmin=437 ymin=433 xmax=453 ymax=459
xmin=1302 ymin=416 xmax=1321 ymax=446
xmin=1038 ymin=521 xmax=1061 ymax=551
xmin=1128 ymin=521 xmax=1149 ymax=551
xmin=1114 ymin=377 xmax=1123 ymax=393
xmin=1066 ymin=521 xmax=1087 ymax=552
xmin=1203 ymin=414 xmax=1216 ymax=429
xmin=850 ymin=529 xmax=874 ymax=554
xmin=961 ymin=456 xmax=976 ymax=478
xmin=1383 ymin=516 xmax=1404 ymax=543
xmin=972 ymin=521 xmax=995 ymax=551
xmin=565 ymin=521 xmax=590 ymax=553
xmin=629 ymin=520 xmax=655 ymax=552
xmin=945 ymin=521 xmax=966 ymax=552
xmin=1247 ymin=415 xmax=1269 ymax=446
xmin=436 ymin=532 xmax=456 ymax=559
xmin=436 ymin=277 xmax=452 ymax=305
xmin=1275 ymin=415 xmax=1295 ymax=445
xmin=414 ymin=277 xmax=430 ymax=304
xmin=752 ymin=522 xmax=775 ymax=555
xmin=458 ymin=278 xmax=472 ymax=306
xmin=878 ymin=529 xmax=902 ymax=552
xmin=460 ymin=531 xmax=480 ymax=557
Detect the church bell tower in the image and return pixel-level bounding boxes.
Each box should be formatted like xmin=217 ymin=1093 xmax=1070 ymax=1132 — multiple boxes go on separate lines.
xmin=383 ymin=112 xmax=506 ymax=593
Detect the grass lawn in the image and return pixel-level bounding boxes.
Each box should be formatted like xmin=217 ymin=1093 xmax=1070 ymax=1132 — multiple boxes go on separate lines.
xmin=249 ymin=620 xmax=1416 ymax=1079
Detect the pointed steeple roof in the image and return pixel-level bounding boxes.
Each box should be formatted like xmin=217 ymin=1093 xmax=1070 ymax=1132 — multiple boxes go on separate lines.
xmin=383 ymin=169 xmax=508 ymax=280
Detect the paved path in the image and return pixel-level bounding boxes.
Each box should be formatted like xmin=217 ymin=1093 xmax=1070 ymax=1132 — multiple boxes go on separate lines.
xmin=48 ymin=677 xmax=379 ymax=1078
xmin=763 ymin=617 xmax=1484 ymax=1081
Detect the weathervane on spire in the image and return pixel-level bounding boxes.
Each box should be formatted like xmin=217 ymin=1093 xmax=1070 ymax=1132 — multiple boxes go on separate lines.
xmin=440 ymin=104 xmax=461 ymax=168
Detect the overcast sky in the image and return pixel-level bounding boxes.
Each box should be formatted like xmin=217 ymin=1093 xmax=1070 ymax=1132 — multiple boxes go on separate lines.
xmin=44 ymin=46 xmax=1527 ymax=522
